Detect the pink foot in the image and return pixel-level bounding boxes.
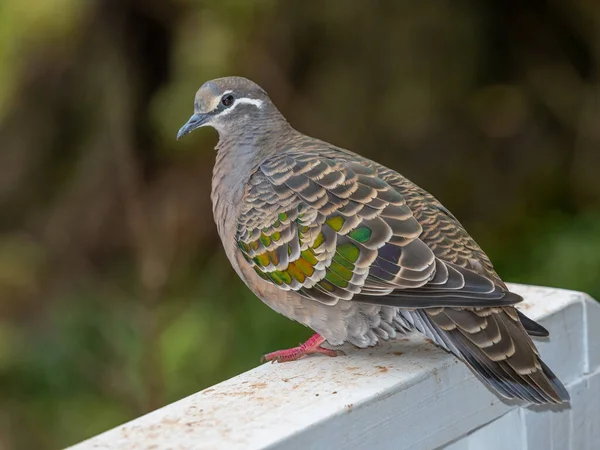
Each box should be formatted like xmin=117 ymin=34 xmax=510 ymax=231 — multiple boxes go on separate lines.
xmin=261 ymin=333 xmax=343 ymax=363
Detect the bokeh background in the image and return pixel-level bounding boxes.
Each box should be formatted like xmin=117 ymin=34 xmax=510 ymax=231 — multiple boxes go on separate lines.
xmin=1 ymin=0 xmax=599 ymax=448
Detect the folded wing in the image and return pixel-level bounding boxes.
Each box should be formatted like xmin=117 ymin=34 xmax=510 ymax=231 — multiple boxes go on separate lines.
xmin=236 ymin=151 xmax=521 ymax=308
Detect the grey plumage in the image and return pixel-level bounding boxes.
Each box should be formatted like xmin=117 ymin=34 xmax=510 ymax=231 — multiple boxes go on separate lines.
xmin=178 ymin=76 xmax=569 ymax=405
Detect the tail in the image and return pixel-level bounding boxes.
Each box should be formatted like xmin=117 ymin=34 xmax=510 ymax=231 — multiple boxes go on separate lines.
xmin=398 ymin=306 xmax=569 ymax=404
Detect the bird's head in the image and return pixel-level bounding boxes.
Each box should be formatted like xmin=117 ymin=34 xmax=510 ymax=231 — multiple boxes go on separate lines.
xmin=177 ymin=76 xmax=279 ymax=140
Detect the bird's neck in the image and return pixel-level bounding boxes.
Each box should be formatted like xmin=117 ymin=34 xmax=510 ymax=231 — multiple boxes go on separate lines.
xmin=214 ymin=114 xmax=295 ymax=170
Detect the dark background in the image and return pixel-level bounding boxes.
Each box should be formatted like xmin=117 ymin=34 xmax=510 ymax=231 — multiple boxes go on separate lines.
xmin=1 ymin=1 xmax=599 ymax=448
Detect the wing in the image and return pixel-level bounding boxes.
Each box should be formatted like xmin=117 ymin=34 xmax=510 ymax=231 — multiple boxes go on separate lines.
xmin=236 ymin=150 xmax=521 ymax=308
xmin=376 ymin=165 xmax=505 ymax=286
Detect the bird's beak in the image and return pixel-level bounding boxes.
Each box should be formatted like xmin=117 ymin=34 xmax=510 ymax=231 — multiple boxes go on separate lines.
xmin=177 ymin=113 xmax=208 ymax=140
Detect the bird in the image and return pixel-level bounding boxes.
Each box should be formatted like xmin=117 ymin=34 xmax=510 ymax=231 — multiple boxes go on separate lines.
xmin=177 ymin=76 xmax=569 ymax=405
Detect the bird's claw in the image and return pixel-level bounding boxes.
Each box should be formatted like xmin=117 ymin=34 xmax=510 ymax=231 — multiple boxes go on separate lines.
xmin=260 ymin=333 xmax=343 ymax=363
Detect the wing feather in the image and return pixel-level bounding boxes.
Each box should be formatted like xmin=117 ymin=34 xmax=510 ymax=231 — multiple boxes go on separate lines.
xmin=236 ymin=150 xmax=521 ymax=308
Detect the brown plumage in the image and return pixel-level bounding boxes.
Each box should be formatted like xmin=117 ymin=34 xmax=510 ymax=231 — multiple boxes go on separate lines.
xmin=178 ymin=76 xmax=569 ymax=404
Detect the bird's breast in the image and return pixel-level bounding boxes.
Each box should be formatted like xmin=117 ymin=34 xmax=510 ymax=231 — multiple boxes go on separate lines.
xmin=210 ymin=146 xmax=255 ymax=271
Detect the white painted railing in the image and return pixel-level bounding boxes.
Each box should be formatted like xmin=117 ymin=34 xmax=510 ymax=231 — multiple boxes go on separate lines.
xmin=70 ymin=284 xmax=600 ymax=450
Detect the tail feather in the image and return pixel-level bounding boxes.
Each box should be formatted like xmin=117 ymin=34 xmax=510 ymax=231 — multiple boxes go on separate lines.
xmin=517 ymin=310 xmax=550 ymax=337
xmin=402 ymin=307 xmax=569 ymax=404
xmin=460 ymin=345 xmax=544 ymax=403
xmin=539 ymin=359 xmax=571 ymax=402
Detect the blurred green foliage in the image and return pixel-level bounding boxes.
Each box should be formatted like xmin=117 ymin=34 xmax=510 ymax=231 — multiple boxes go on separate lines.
xmin=0 ymin=1 xmax=599 ymax=448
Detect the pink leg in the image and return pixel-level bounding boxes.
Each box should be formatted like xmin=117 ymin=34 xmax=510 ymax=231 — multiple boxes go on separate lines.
xmin=261 ymin=333 xmax=342 ymax=363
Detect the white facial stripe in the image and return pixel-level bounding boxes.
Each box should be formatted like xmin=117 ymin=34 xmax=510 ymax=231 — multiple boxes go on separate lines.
xmin=217 ymin=97 xmax=264 ymax=117
xmin=234 ymin=97 xmax=264 ymax=108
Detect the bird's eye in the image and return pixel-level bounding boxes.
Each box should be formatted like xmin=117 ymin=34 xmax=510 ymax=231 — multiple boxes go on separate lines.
xmin=221 ymin=94 xmax=234 ymax=107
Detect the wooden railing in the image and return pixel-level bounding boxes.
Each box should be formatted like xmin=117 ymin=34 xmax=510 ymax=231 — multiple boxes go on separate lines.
xmin=70 ymin=284 xmax=600 ymax=450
